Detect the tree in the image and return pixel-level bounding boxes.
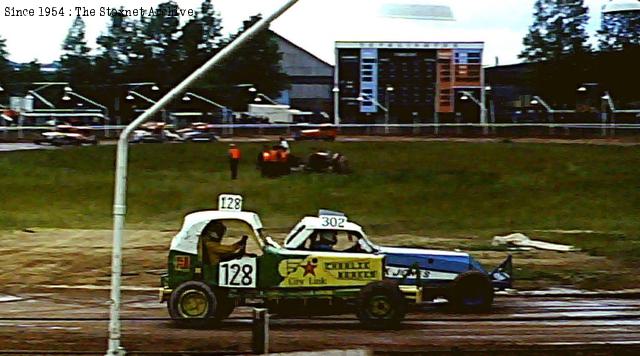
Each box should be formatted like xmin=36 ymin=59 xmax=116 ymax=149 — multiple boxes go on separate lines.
xmin=599 ymin=10 xmax=640 ymax=51
xmin=519 ymin=0 xmax=591 ymax=62
xmin=176 ymin=0 xmax=224 ymax=79
xmin=16 ymin=60 xmax=45 ymax=83
xmin=210 ymin=15 xmax=290 ymax=110
xmin=60 ymin=16 xmax=93 ymax=85
xmin=0 ymin=35 xmax=13 ymax=83
xmin=95 ymin=9 xmax=139 ymax=83
xmin=142 ymin=1 xmax=183 ymax=84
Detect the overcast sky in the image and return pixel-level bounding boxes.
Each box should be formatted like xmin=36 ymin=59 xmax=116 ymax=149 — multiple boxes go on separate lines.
xmin=0 ymin=0 xmax=608 ymax=66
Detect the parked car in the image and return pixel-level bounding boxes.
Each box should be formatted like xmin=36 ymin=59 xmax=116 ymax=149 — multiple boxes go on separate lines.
xmin=34 ymin=125 xmax=98 ymax=146
xmin=176 ymin=122 xmax=219 ymax=142
xmin=293 ymin=123 xmax=337 ymax=141
xmin=130 ymin=122 xmax=182 ymax=143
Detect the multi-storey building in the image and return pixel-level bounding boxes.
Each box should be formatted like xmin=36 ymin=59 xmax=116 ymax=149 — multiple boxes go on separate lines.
xmin=335 ymin=41 xmax=484 ymax=124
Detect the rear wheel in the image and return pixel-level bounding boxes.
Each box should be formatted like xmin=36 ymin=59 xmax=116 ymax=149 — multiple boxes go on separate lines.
xmin=447 ymin=271 xmax=494 ymax=312
xmin=356 ymin=280 xmax=407 ymax=329
xmin=168 ymin=281 xmax=217 ymax=327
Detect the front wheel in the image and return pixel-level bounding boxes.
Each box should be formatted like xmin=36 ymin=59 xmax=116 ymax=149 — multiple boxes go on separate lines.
xmin=356 ymin=280 xmax=407 ymax=329
xmin=168 ymin=281 xmax=217 ymax=327
xmin=447 ymin=271 xmax=494 ymax=312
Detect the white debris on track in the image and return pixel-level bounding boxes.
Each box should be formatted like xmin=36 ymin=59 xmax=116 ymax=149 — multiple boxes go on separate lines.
xmin=492 ymin=233 xmax=579 ymax=252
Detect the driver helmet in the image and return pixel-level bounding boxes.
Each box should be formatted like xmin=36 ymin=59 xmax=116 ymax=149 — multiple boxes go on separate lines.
xmin=318 ymin=230 xmax=337 ymax=245
xmin=203 ymin=221 xmax=226 ymax=242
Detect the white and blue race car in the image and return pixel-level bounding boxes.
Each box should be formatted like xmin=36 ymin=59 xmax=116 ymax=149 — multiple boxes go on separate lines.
xmin=283 ymin=211 xmax=513 ymax=311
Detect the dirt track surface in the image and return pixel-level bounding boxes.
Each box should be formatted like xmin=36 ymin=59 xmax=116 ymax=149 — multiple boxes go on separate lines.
xmin=1 ymin=290 xmax=640 ymax=354
xmin=1 ymin=229 xmax=638 ymax=354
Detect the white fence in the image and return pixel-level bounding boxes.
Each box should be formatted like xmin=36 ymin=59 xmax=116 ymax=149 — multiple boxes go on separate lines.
xmin=2 ymin=123 xmax=640 ymax=139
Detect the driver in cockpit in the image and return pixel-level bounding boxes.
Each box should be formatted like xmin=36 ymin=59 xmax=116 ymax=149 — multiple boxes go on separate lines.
xmin=202 ymin=221 xmax=247 ymax=264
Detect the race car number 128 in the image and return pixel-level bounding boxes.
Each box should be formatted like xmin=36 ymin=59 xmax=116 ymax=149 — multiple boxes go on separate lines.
xmin=218 ymin=257 xmax=256 ymax=288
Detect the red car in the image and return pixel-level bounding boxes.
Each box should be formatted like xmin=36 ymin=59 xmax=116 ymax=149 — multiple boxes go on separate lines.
xmin=294 ymin=123 xmax=337 ymax=141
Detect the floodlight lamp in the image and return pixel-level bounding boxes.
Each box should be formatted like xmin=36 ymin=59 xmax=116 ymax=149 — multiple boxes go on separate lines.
xmin=602 ymin=94 xmax=611 ymax=100
xmin=254 ymin=97 xmax=262 ymax=102
xmin=357 ymin=96 xmax=365 ymax=102
xmin=485 ymin=86 xmax=492 ymax=91
xmin=248 ymin=87 xmax=257 ymax=93
xmin=182 ymin=95 xmax=191 ymax=102
xmin=530 ymin=99 xmax=539 ymax=105
xmin=0 ymin=85 xmax=4 ymax=92
xmin=386 ymin=86 xmax=395 ymax=92
xmin=332 ymin=87 xmax=340 ymax=93
xmin=602 ymin=0 xmax=640 ymax=14
xmin=151 ymin=85 xmax=160 ymax=91
xmin=460 ymin=95 xmax=469 ymax=101
xmin=380 ymin=3 xmax=455 ymax=21
xmin=577 ymin=86 xmax=587 ymax=92
xmin=64 ymin=86 xmax=73 ymax=92
xmin=126 ymin=94 xmax=135 ymax=100
xmin=62 ymin=95 xmax=71 ymax=101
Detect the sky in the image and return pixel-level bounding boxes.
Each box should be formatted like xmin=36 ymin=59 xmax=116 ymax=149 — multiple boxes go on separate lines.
xmin=0 ymin=0 xmax=610 ymax=66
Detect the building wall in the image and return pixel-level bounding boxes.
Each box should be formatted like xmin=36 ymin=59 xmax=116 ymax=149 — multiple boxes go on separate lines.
xmin=336 ymin=42 xmax=484 ymax=124
xmin=273 ymin=32 xmax=334 ymax=117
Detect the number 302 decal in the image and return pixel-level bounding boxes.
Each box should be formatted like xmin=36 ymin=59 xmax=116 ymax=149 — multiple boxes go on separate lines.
xmin=320 ymin=215 xmax=347 ymax=228
xmin=218 ymin=258 xmax=257 ymax=288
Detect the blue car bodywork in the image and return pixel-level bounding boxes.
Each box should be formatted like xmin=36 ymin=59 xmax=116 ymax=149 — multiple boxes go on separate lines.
xmin=380 ymin=246 xmax=513 ymax=291
xmin=284 ymin=213 xmax=513 ymax=305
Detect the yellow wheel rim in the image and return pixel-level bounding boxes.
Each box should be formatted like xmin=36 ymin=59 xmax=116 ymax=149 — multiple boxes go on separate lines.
xmin=178 ymin=290 xmax=209 ymax=318
xmin=369 ymin=296 xmax=392 ymax=317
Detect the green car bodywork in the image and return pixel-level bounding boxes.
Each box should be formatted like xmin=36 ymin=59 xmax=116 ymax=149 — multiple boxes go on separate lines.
xmin=160 ymin=209 xmax=420 ymax=328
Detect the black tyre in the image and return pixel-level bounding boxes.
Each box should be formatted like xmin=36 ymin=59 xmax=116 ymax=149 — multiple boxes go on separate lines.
xmin=168 ymin=281 xmax=217 ymax=327
xmin=356 ymin=280 xmax=407 ymax=329
xmin=333 ymin=155 xmax=350 ymax=174
xmin=447 ymin=270 xmax=494 ymax=312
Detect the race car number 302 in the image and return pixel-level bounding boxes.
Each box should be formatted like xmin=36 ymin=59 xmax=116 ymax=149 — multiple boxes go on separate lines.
xmin=320 ymin=215 xmax=346 ymax=228
xmin=218 ymin=257 xmax=257 ymax=288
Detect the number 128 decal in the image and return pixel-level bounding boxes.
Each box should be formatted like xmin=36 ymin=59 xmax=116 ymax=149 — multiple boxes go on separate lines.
xmin=218 ymin=257 xmax=257 ymax=288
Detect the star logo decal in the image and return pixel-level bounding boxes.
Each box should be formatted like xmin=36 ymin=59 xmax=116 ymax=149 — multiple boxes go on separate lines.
xmin=302 ymin=261 xmax=317 ymax=276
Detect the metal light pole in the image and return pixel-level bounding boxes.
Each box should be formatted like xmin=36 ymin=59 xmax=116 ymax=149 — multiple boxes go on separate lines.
xmin=332 ymin=86 xmax=340 ymax=125
xmin=358 ymin=93 xmax=390 ymax=134
xmin=66 ymin=91 xmax=110 ymax=135
xmin=183 ymin=92 xmax=233 ymax=135
xmin=459 ymin=90 xmax=488 ymax=132
xmin=105 ymin=2 xmax=302 ymax=354
xmin=385 ymin=86 xmax=394 ymax=134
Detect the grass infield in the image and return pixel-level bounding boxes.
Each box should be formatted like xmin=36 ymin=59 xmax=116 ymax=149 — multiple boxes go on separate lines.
xmin=1 ymin=141 xmax=639 ymax=270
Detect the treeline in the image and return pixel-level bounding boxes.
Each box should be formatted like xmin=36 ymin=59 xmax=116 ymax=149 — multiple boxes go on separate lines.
xmin=0 ymin=0 xmax=289 ymax=111
xmin=519 ymin=0 xmax=640 ymax=106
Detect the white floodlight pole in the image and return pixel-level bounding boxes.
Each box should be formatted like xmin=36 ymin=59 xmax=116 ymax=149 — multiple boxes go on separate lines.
xmin=460 ymin=90 xmax=487 ymax=127
xmin=27 ymin=90 xmax=55 ymax=109
xmin=127 ymin=90 xmax=157 ymax=105
xmin=185 ymin=92 xmax=232 ymax=135
xmin=332 ymin=87 xmax=340 ymax=125
xmin=185 ymin=92 xmax=227 ymax=110
xmin=256 ymin=93 xmax=279 ymax=105
xmin=359 ymin=93 xmax=390 ymax=134
xmin=105 ymin=1 xmax=301 ymax=355
xmin=68 ymin=91 xmax=110 ymax=136
xmin=68 ymin=91 xmax=109 ymax=119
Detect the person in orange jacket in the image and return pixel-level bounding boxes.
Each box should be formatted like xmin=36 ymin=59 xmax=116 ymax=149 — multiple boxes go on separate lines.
xmin=228 ymin=144 xmax=241 ymax=180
